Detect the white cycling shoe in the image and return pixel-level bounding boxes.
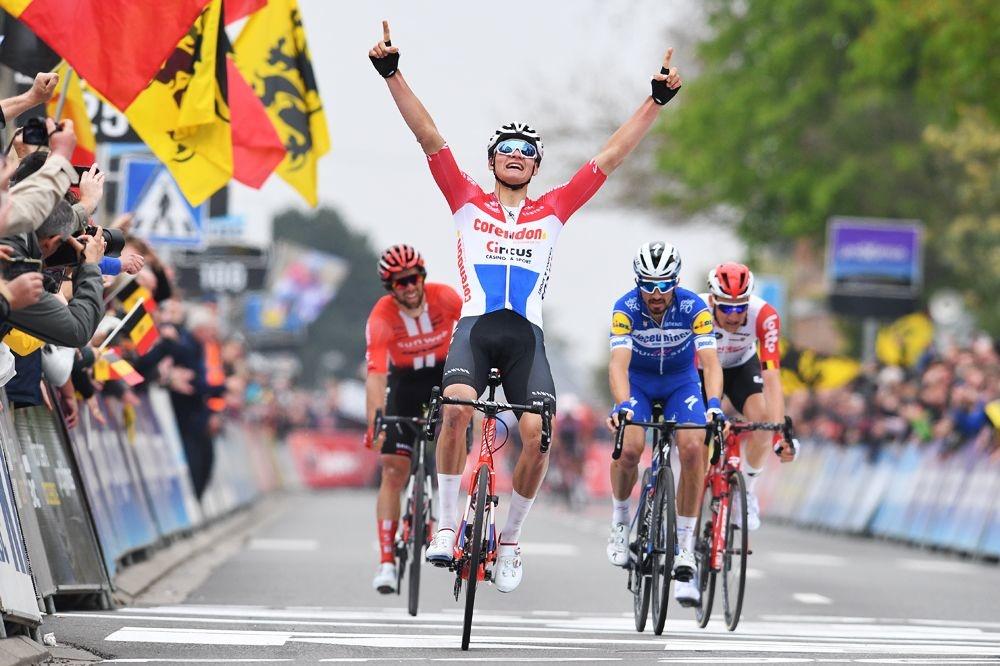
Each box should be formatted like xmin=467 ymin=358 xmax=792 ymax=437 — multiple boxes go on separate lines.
xmin=746 ymin=492 xmax=761 ymax=531
xmin=674 ymin=578 xmax=700 ymax=607
xmin=425 ymin=528 xmax=456 ymax=566
xmin=372 ymin=562 xmax=397 ymax=594
xmin=607 ymin=523 xmax=629 ymax=567
xmin=672 ymin=548 xmax=696 ymax=582
xmin=493 ymin=543 xmax=523 ymax=593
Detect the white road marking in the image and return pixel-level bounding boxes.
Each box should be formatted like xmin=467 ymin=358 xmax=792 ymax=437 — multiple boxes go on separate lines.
xmin=745 ymin=567 xmax=765 ymax=580
xmin=247 ymin=538 xmax=319 ymax=552
xmin=104 ymin=661 xmax=295 ymax=664
xmin=659 ymin=659 xmax=814 ymax=664
xmin=793 ymin=593 xmax=833 ymax=605
xmin=896 ymin=558 xmax=977 ymax=575
xmin=770 ymin=552 xmax=848 ymax=567
xmin=519 ymin=542 xmax=580 ymax=557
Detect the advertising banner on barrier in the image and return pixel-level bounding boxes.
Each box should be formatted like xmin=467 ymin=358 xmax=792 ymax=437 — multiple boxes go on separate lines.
xmin=147 ymin=387 xmax=203 ymax=528
xmin=288 ymin=430 xmax=379 ymax=488
xmin=0 ymin=402 xmax=41 ymax=624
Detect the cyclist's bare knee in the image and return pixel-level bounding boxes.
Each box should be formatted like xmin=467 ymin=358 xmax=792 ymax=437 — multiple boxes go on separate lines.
xmin=380 ymin=455 xmax=410 ymax=492
xmin=441 ymin=384 xmax=475 ymax=434
xmin=617 ymin=429 xmax=645 ymax=468
xmin=676 ymin=432 xmax=705 ymax=468
xmin=518 ymin=413 xmax=543 ymax=448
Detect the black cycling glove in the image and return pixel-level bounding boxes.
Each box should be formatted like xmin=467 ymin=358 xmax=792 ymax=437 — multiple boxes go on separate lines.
xmin=370 ymin=40 xmax=399 ymax=78
xmin=651 ymin=66 xmax=680 ymax=105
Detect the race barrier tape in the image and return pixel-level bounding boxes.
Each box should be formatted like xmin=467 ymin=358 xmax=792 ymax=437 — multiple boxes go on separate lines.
xmin=0 ymin=384 xmax=285 ymax=634
xmin=757 ymin=439 xmax=1000 ymax=559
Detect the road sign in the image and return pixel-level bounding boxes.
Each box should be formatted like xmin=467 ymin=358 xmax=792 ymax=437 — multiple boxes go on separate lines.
xmin=173 ymin=245 xmax=269 ymax=295
xmin=120 ymin=156 xmax=204 ymax=246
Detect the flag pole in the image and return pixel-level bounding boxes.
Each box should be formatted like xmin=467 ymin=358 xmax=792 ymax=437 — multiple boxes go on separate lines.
xmin=52 ymin=64 xmax=73 ymax=120
xmin=98 ymin=297 xmax=145 ymax=352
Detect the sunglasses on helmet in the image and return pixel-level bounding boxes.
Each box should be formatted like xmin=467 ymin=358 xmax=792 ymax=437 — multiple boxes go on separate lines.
xmin=494 ymin=139 xmax=538 ymax=159
xmin=391 ymin=274 xmax=424 ymax=289
xmin=717 ymin=302 xmax=749 ymax=314
xmin=636 ymin=278 xmax=678 ymax=294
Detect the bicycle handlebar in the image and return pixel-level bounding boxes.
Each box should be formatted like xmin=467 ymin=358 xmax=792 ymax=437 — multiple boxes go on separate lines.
xmin=373 ymin=409 xmax=427 ymax=439
xmin=428 ymin=391 xmax=553 ymax=453
xmin=729 ymin=417 xmax=799 ymax=457
xmin=611 ymin=415 xmax=722 ymax=461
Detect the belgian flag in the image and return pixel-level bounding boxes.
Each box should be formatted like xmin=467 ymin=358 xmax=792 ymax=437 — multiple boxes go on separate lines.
xmin=116 ymin=278 xmax=158 ymax=314
xmin=107 ymin=298 xmax=159 ymax=356
xmin=93 ymin=348 xmax=143 ymax=387
xmin=46 ymin=62 xmax=97 ymax=165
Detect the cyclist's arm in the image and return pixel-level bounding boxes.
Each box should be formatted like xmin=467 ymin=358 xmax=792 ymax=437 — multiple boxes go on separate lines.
xmin=385 ymin=72 xmax=445 ymax=155
xmin=365 ymin=371 xmax=388 ymax=433
xmin=762 ymin=367 xmax=784 ymax=423
xmin=609 ymin=347 xmax=632 ymax=405
xmin=593 ymin=98 xmax=663 ymax=176
xmin=364 ymin=313 xmax=391 ymax=439
xmin=697 ymin=347 xmax=723 ymax=404
xmin=756 ymin=303 xmax=783 ymax=422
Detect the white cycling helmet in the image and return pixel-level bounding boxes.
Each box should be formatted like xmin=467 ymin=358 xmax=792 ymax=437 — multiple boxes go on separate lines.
xmin=633 ymin=241 xmax=682 ymax=281
xmin=486 ymin=122 xmax=544 ymax=163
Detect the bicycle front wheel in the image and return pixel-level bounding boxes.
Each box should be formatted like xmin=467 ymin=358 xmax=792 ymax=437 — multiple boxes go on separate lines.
xmin=461 ymin=469 xmax=489 ymax=651
xmin=632 ymin=468 xmax=652 ymax=633
xmin=652 ymin=464 xmax=676 ymax=636
xmin=407 ymin=463 xmax=426 ymax=617
xmin=694 ymin=485 xmax=716 ymax=629
xmin=722 ymin=470 xmax=749 ymax=631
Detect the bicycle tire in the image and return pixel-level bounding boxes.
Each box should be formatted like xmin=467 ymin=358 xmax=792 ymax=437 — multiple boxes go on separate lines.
xmin=652 ymin=464 xmax=676 ymax=635
xmin=407 ymin=461 xmax=426 ymax=617
xmin=461 ymin=469 xmax=489 ymax=651
xmin=694 ymin=486 xmax=716 ymax=629
xmin=722 ymin=470 xmax=748 ymax=631
xmin=632 ymin=468 xmax=652 ymax=633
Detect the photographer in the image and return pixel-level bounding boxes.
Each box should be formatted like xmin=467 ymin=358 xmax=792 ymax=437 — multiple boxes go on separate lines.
xmin=4 ymin=118 xmax=79 ymax=236
xmin=0 ymin=200 xmax=106 ymax=347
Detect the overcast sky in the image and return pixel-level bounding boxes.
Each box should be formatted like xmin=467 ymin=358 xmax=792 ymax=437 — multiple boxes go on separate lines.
xmin=229 ymin=1 xmax=743 ymax=387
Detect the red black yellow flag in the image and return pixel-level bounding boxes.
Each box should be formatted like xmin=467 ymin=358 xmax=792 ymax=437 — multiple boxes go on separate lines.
xmin=93 ymin=348 xmax=143 ymax=387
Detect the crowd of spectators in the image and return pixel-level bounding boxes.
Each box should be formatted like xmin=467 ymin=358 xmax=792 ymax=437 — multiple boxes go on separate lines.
xmin=786 ymin=334 xmax=1000 ymax=456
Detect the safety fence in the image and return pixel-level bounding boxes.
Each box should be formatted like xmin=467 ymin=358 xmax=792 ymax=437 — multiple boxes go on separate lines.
xmin=0 ymin=384 xmax=285 ymax=636
xmin=756 ymin=440 xmax=1000 ymax=559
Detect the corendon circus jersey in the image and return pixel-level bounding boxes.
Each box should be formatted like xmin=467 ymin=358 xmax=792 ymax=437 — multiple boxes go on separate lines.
xmin=427 ymin=146 xmax=607 ymax=330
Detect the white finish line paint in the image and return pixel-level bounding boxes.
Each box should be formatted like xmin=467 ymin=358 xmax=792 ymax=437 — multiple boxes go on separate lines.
xmin=793 ymin=593 xmax=833 ymax=605
xmin=247 ymin=538 xmax=319 ymax=552
xmin=770 ymin=552 xmax=848 ymax=567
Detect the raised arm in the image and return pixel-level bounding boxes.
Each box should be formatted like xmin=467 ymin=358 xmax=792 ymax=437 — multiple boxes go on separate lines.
xmin=369 ymin=20 xmax=445 ymax=155
xmin=593 ymin=48 xmax=682 ymax=175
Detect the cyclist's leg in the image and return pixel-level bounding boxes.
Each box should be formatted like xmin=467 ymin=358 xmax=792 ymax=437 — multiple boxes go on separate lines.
xmin=663 ymin=379 xmax=708 ymax=555
xmin=729 ymin=356 xmax=768 ymax=486
xmin=610 ymin=377 xmax=652 ymax=505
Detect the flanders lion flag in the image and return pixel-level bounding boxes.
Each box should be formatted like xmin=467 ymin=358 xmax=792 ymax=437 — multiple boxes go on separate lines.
xmin=115 ymin=0 xmax=232 ymax=205
xmin=235 ymin=0 xmax=329 ymax=206
xmin=46 ymin=63 xmax=97 ymax=165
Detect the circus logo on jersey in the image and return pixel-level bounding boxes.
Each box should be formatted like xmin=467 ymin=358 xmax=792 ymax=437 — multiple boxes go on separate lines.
xmin=473 ymin=218 xmax=548 ymax=241
xmin=611 ymin=312 xmax=632 ymax=336
xmin=692 ymin=310 xmax=714 ymax=336
xmin=485 ymin=241 xmax=533 ymax=261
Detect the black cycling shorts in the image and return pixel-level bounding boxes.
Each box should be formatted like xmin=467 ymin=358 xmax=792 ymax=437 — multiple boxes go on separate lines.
xmin=382 ymin=366 xmax=442 ymax=457
xmin=441 ymin=309 xmax=556 ymax=417
xmin=700 ymin=355 xmax=764 ymax=415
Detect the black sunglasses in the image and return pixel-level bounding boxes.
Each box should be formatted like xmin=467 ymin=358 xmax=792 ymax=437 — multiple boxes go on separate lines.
xmin=391 ymin=274 xmax=423 ymax=289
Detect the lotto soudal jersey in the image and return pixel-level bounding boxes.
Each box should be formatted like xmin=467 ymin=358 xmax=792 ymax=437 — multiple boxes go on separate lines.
xmin=365 ymin=283 xmax=463 ymax=373
xmin=609 ymin=287 xmax=716 ymax=378
xmin=698 ymin=294 xmax=782 ymax=370
xmin=427 ymin=146 xmax=607 ymax=329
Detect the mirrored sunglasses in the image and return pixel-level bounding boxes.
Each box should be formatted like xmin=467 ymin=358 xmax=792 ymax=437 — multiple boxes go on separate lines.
xmin=717 ymin=302 xmax=749 ymax=314
xmin=495 ymin=139 xmax=538 ymax=159
xmin=637 ymin=278 xmax=677 ymax=294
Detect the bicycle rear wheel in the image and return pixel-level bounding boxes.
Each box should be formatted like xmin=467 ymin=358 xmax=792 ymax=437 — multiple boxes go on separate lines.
xmin=652 ymin=465 xmax=676 ymax=636
xmin=631 ymin=468 xmax=652 ymax=633
xmin=407 ymin=460 xmax=426 ymax=616
xmin=722 ymin=470 xmax=749 ymax=631
xmin=461 ymin=469 xmax=489 ymax=651
xmin=694 ymin=485 xmax=716 ymax=629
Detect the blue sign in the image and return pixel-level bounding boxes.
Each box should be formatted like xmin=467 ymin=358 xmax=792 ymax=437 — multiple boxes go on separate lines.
xmin=119 ymin=151 xmax=205 ymax=247
xmin=827 ymin=217 xmax=922 ymax=296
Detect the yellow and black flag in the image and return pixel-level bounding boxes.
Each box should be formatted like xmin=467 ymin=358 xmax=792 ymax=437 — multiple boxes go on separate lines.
xmin=106 ymin=299 xmax=160 ymax=356
xmin=113 ymin=0 xmax=233 ymax=205
xmin=116 ymin=278 xmax=158 ymax=314
xmin=235 ymin=0 xmax=330 ymax=206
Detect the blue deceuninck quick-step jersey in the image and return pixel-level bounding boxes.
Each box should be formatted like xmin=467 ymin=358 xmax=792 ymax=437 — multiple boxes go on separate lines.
xmin=608 ymin=287 xmax=716 ymax=379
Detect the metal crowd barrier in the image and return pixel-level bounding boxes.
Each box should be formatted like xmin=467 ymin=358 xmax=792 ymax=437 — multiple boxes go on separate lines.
xmin=757 ymin=439 xmax=1000 ymax=559
xmin=0 ymin=384 xmax=285 ymax=635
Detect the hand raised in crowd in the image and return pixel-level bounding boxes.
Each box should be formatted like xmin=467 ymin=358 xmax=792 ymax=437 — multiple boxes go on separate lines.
xmin=27 ymin=72 xmax=59 ymax=106
xmin=120 ymin=253 xmax=145 ymax=275
xmin=4 ymin=272 xmax=45 ymax=310
xmin=78 ymin=164 xmax=105 ymax=215
xmin=67 ymin=225 xmax=107 ymax=264
xmin=169 ymin=366 xmax=196 ymax=395
xmin=110 ymin=212 xmax=134 ymax=234
xmin=46 ymin=118 xmax=78 ymax=162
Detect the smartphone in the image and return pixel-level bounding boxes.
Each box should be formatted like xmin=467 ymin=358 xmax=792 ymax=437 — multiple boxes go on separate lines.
xmin=72 ymin=165 xmax=100 ymax=185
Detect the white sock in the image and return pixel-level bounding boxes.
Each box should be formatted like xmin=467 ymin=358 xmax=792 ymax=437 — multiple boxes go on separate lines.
xmin=743 ymin=459 xmax=764 ymax=494
xmin=437 ymin=473 xmax=463 ymax=532
xmin=677 ymin=515 xmax=697 ymax=552
xmin=501 ymin=490 xmax=534 ymax=544
xmin=612 ymin=497 xmax=631 ymax=526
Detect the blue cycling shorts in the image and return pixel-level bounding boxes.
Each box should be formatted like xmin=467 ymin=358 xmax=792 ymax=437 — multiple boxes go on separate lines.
xmin=628 ymin=370 xmax=707 ymax=424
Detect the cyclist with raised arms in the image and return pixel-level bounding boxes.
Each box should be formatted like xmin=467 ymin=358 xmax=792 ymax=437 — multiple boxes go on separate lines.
xmin=699 ymin=262 xmax=796 ymax=531
xmin=605 ymin=242 xmax=724 ymax=607
xmin=365 ymin=245 xmax=462 ymax=594
xmin=369 ymin=20 xmax=682 ymax=593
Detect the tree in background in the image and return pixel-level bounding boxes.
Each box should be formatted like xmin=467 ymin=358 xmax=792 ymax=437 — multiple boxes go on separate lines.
xmin=656 ymin=0 xmax=999 ymax=332
xmin=272 ymin=207 xmax=383 ymax=384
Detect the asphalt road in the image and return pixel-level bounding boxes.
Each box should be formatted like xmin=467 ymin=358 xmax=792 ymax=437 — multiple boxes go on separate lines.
xmin=46 ymin=488 xmax=1000 ymax=664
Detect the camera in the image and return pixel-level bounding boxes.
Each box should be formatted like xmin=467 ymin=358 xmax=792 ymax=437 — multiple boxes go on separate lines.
xmin=44 ymin=225 xmax=126 ymax=267
xmin=1 ymin=256 xmax=42 ymax=280
xmin=21 ymin=117 xmax=52 ymax=147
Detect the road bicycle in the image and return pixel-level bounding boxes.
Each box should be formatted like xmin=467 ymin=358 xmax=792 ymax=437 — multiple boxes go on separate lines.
xmin=425 ymin=368 xmax=553 ymax=651
xmin=373 ymin=410 xmax=434 ymax=617
xmin=612 ymin=403 xmax=719 ymax=635
xmin=694 ymin=417 xmax=797 ymax=631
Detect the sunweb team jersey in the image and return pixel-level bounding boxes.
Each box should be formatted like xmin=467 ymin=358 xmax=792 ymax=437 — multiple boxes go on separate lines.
xmin=427 ymin=146 xmax=607 ymax=330
xmin=365 ymin=282 xmax=463 ymax=374
xmin=697 ymin=294 xmax=781 ymax=370
xmin=609 ymin=287 xmax=716 ymax=379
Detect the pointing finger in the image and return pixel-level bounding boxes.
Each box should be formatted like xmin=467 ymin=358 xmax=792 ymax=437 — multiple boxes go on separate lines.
xmin=662 ymin=47 xmax=674 ymax=70
xmin=382 ymin=19 xmax=391 ymax=43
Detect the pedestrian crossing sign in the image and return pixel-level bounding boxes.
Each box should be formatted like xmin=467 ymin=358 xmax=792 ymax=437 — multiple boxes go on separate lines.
xmin=121 ymin=155 xmax=205 ymax=246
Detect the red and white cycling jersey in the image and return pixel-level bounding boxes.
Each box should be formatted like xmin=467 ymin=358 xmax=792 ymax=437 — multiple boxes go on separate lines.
xmin=366 ymin=283 xmax=463 ymax=373
xmin=427 ymin=146 xmax=607 ymax=330
xmin=698 ymin=294 xmax=782 ymax=370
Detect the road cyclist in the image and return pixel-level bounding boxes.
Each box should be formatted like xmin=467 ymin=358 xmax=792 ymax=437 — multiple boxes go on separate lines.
xmin=605 ymin=241 xmax=725 ymax=610
xmin=364 ymin=245 xmax=462 ymax=594
xmin=369 ymin=19 xmax=683 ymax=593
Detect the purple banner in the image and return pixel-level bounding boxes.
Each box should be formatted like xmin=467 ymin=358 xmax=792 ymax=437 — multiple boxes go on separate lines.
xmin=827 ymin=217 xmax=922 ymax=295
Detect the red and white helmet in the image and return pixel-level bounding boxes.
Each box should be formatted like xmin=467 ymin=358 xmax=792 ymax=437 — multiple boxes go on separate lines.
xmin=377 ymin=244 xmax=426 ymax=283
xmin=708 ymin=262 xmax=755 ymax=303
